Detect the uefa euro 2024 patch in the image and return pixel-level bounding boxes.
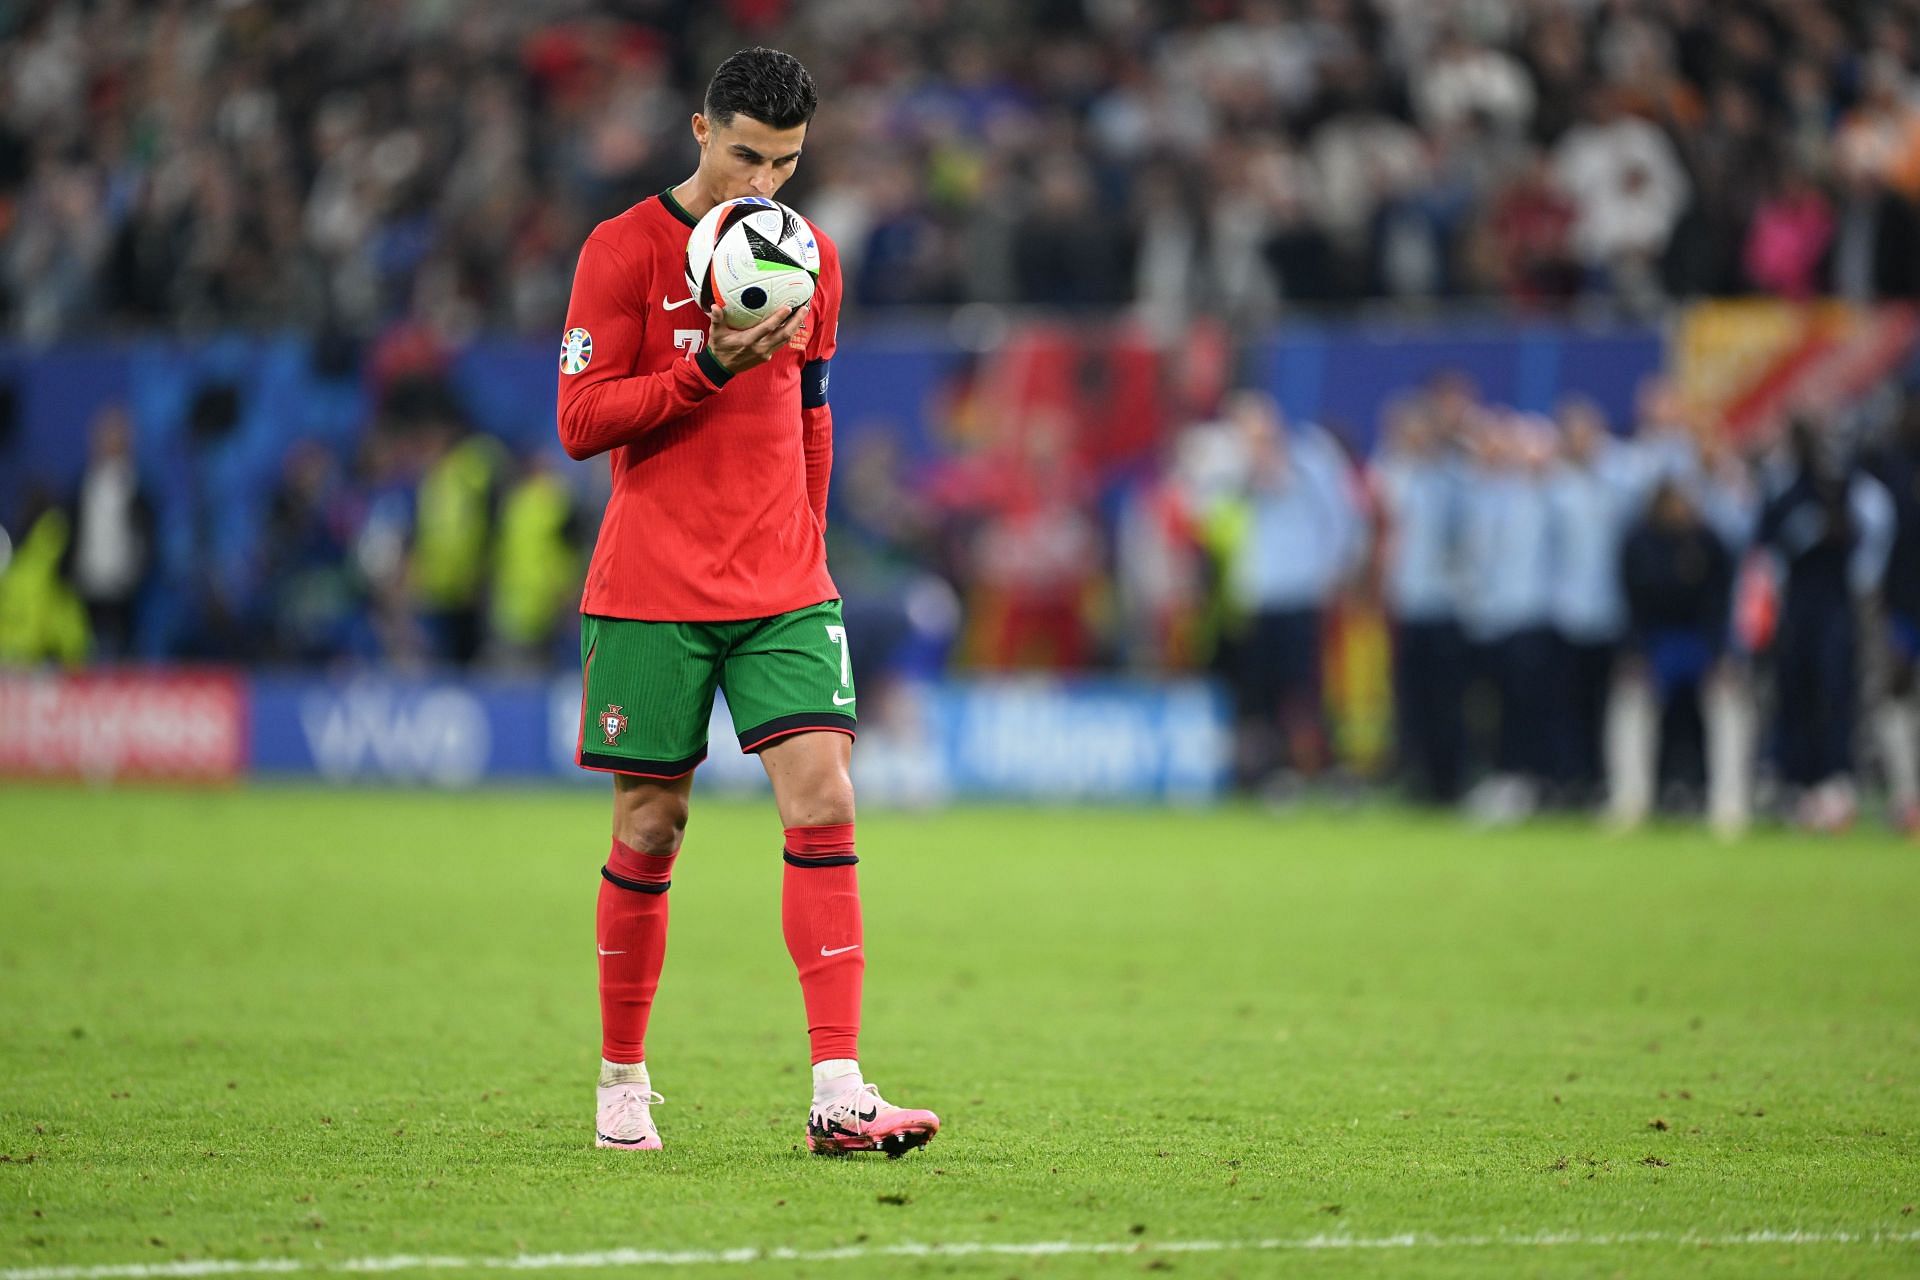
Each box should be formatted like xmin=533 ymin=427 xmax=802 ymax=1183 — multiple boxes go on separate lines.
xmin=561 ymin=327 xmax=593 ymax=375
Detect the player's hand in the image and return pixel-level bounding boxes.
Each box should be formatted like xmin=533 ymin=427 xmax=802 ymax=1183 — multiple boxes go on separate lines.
xmin=707 ymin=303 xmax=808 ymax=375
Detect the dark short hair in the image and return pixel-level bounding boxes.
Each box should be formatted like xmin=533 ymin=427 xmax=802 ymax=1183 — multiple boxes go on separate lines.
xmin=704 ymin=47 xmax=818 ymax=130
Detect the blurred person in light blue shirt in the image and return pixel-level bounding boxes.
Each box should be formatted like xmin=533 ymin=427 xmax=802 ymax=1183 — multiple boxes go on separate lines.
xmin=1218 ymin=391 xmax=1365 ymax=788
xmin=1626 ymin=375 xmax=1701 ymax=491
xmin=1544 ymin=397 xmax=1639 ymax=803
xmin=1624 ymin=374 xmax=1758 ymax=551
xmin=1459 ymin=413 xmax=1559 ymax=813
xmin=1373 ymin=395 xmax=1468 ymax=803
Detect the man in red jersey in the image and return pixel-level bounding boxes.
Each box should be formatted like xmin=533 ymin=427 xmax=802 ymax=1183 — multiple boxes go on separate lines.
xmin=555 ymin=47 xmax=939 ymax=1157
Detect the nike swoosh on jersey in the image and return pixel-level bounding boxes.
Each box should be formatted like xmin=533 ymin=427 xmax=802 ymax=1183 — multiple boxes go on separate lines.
xmin=662 ymin=295 xmax=698 ymax=310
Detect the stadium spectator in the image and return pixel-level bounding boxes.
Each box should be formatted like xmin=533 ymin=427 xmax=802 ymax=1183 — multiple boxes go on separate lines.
xmin=1372 ymin=395 xmax=1467 ymax=804
xmin=409 ymin=419 xmax=503 ymax=668
xmin=1476 ymin=147 xmax=1580 ymax=307
xmin=1666 ymin=81 xmax=1771 ymax=298
xmin=829 ymin=431 xmax=962 ymax=688
xmin=1831 ymin=132 xmax=1920 ymax=302
xmin=1458 ymin=413 xmax=1557 ymax=821
xmin=1552 ymin=87 xmax=1690 ymax=310
xmin=486 ymin=449 xmax=583 ymax=672
xmin=1410 ymin=24 xmax=1534 ymax=137
xmin=1864 ymin=392 xmax=1920 ymax=835
xmin=1756 ymin=418 xmax=1897 ymax=831
xmin=1217 ymin=392 xmax=1364 ymax=788
xmin=66 ymin=405 xmax=153 ymax=661
xmin=0 ymin=489 xmax=89 ymax=666
xmin=1010 ymin=159 xmax=1131 ymax=310
xmin=1744 ymin=167 xmax=1836 ymax=300
xmin=261 ymin=439 xmax=361 ymax=665
xmin=1611 ymin=478 xmax=1736 ymax=829
xmin=964 ymin=416 xmax=1102 ymax=671
xmin=1834 ymin=53 xmax=1920 ymax=204
xmin=1113 ymin=460 xmax=1211 ymax=675
xmin=1544 ymin=398 xmax=1633 ymax=804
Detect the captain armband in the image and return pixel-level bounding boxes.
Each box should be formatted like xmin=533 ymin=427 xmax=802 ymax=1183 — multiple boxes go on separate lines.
xmin=801 ymin=358 xmax=832 ymax=408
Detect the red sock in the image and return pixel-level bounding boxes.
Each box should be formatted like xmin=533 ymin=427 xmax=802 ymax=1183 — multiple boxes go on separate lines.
xmin=782 ymin=823 xmax=864 ymax=1064
xmin=597 ymin=837 xmax=676 ymax=1064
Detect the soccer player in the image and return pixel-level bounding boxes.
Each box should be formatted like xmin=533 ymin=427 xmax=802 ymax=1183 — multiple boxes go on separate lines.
xmin=555 ymin=47 xmax=939 ymax=1157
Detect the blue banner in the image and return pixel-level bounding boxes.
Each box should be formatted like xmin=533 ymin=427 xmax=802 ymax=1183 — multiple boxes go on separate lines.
xmin=251 ymin=675 xmax=554 ymax=787
xmin=248 ymin=673 xmax=1231 ymax=801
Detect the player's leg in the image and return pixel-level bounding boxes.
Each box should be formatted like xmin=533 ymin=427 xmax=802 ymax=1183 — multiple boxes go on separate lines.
xmin=592 ymin=772 xmax=691 ymax=1150
xmin=1808 ymin=604 xmax=1860 ymax=830
xmin=1704 ymin=659 xmax=1755 ymax=840
xmin=722 ymin=600 xmax=939 ymax=1156
xmin=759 ymin=731 xmax=939 ymax=1156
xmin=760 ymin=730 xmax=862 ymax=1077
xmin=576 ymin=614 xmax=722 ymax=1150
xmin=1605 ymin=652 xmax=1657 ymax=830
xmin=1874 ymin=614 xmax=1919 ymax=834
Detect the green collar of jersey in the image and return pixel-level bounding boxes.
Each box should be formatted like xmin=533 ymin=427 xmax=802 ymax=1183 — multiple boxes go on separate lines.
xmin=660 ymin=187 xmax=699 ymax=228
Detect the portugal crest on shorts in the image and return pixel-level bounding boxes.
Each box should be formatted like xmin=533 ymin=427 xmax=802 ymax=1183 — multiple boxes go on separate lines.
xmin=600 ymin=704 xmax=628 ymax=746
xmin=560 ymin=326 xmax=593 ymax=375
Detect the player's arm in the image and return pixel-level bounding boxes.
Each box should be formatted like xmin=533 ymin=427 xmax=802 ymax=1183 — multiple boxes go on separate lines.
xmin=555 ymin=236 xmax=768 ymax=461
xmin=799 ymin=233 xmax=842 ymax=531
xmin=556 ymin=236 xmax=723 ymax=459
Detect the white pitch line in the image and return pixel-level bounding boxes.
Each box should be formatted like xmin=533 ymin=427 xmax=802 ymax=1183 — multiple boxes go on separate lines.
xmin=7 ymin=1232 xmax=1918 ymax=1279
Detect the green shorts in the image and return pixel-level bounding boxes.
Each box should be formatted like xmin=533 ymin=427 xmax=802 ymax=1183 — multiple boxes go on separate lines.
xmin=576 ymin=599 xmax=857 ymax=778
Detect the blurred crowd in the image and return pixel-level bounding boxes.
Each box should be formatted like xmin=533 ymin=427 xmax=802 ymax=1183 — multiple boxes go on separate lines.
xmin=0 ymin=369 xmax=593 ymax=673
xmin=1105 ymin=374 xmax=1920 ymax=835
xmin=7 ymin=0 xmax=1920 ymax=340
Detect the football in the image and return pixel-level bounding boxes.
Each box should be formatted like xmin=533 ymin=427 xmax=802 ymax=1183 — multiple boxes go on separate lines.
xmin=684 ymin=196 xmax=820 ymax=329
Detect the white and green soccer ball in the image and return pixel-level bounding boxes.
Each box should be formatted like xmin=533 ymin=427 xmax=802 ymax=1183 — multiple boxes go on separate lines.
xmin=684 ymin=196 xmax=820 ymax=329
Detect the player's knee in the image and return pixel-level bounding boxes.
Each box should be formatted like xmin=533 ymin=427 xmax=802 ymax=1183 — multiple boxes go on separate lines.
xmin=617 ymin=797 xmax=689 ymax=856
xmin=787 ymin=780 xmax=855 ymax=829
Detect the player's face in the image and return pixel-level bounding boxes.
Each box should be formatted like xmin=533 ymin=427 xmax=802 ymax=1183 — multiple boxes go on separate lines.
xmin=693 ymin=112 xmax=807 ymax=202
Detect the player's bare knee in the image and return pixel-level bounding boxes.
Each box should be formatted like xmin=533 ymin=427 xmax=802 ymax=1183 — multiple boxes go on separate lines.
xmin=787 ymin=779 xmax=855 ymax=829
xmin=616 ymin=796 xmax=689 ymax=855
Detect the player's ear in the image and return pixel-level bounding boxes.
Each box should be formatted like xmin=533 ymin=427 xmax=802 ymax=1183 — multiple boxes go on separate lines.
xmin=691 ymin=113 xmax=710 ymax=150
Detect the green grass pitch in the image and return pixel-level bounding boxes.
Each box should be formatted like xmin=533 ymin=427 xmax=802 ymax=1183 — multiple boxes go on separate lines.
xmin=2 ymin=785 xmax=1917 ymax=1278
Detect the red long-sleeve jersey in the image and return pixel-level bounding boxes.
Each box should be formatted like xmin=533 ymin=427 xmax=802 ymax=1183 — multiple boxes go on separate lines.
xmin=556 ymin=188 xmax=840 ymax=621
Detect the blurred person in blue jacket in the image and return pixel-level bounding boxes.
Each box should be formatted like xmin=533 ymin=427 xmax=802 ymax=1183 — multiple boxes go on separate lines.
xmin=1612 ymin=478 xmax=1736 ymax=829
xmin=1544 ymin=397 xmax=1637 ymax=804
xmin=1221 ymin=391 xmax=1365 ymax=790
xmin=1756 ymin=417 xmax=1896 ymax=831
xmin=1863 ymin=392 xmax=1920 ymax=836
xmin=1372 ymin=395 xmax=1467 ymax=804
xmin=262 ymin=439 xmax=361 ymax=664
xmin=826 ymin=430 xmax=960 ymax=688
xmin=1459 ymin=412 xmax=1558 ymax=821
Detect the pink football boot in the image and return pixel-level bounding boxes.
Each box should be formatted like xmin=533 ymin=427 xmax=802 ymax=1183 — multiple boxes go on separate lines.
xmin=806 ymin=1081 xmax=939 ymax=1157
xmin=595 ymin=1082 xmax=664 ymax=1151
